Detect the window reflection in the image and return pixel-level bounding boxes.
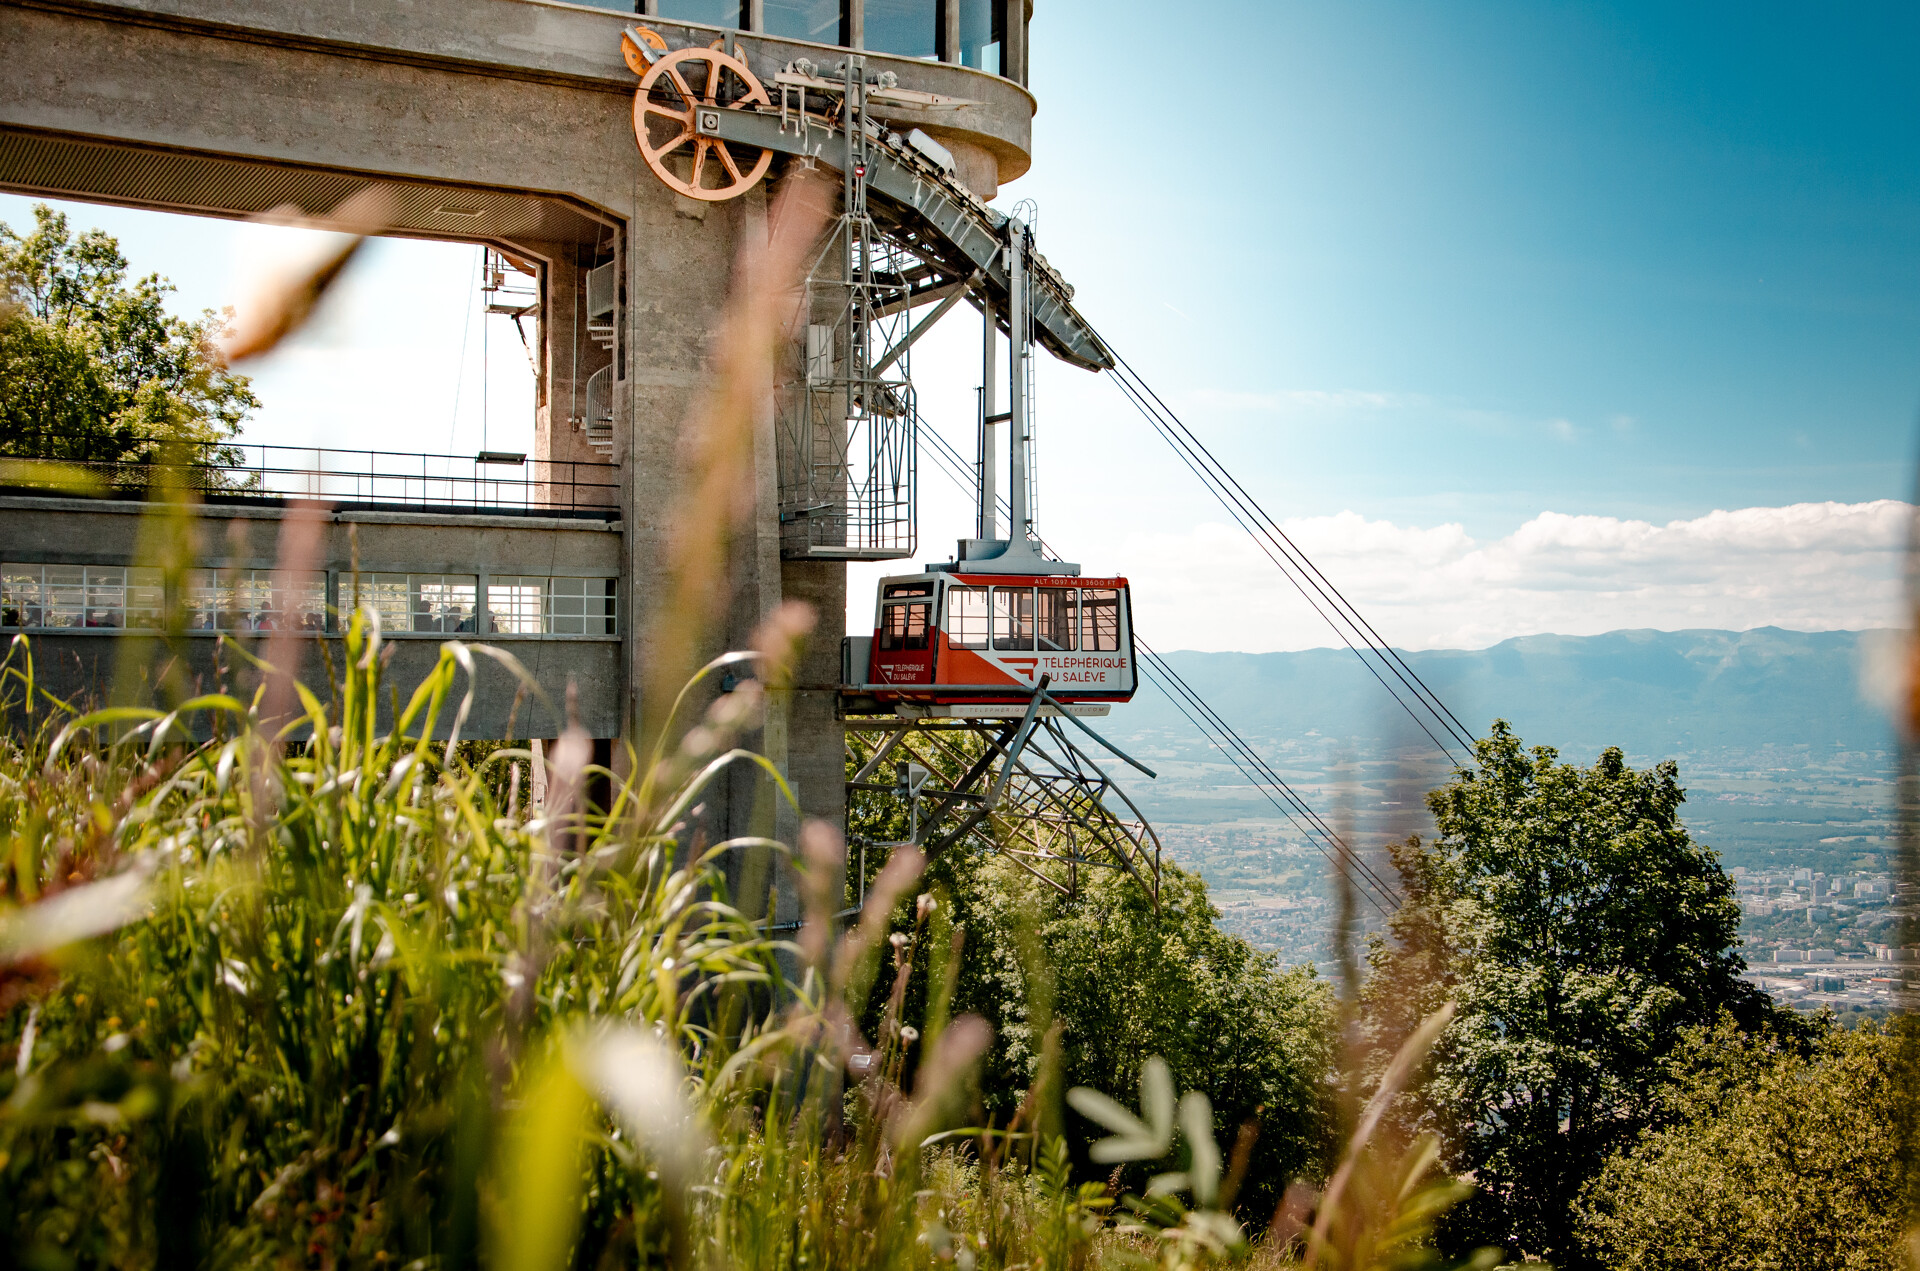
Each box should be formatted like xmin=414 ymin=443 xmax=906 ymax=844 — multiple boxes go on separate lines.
xmin=863 ymin=0 xmax=936 ymax=59
xmin=956 ymin=0 xmax=1001 ymax=72
xmin=764 ymin=0 xmax=843 ymax=42
xmin=991 ymin=585 xmax=1035 ymax=652
xmin=1080 ymin=588 xmax=1122 ymax=652
xmin=188 ymin=569 xmax=328 ymax=633
xmin=945 ymin=586 xmax=988 ymax=650
xmin=658 ymin=0 xmax=744 ymax=27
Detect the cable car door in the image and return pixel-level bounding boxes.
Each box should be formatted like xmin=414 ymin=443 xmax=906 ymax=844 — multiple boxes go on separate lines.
xmin=870 ymin=580 xmax=937 ymax=688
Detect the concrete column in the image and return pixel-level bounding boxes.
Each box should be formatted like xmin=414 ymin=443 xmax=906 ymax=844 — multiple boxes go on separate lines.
xmin=1005 ymin=0 xmax=1029 ymax=86
xmin=942 ymin=0 xmax=961 ymax=62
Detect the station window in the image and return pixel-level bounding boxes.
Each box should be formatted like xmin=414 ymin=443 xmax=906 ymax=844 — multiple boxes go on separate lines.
xmin=878 ymin=600 xmax=931 ymax=650
xmin=350 ymin=574 xmax=477 ymax=635
xmin=991 ymin=585 xmax=1035 ymax=651
xmin=1 ymin=564 xmax=162 ymax=630
xmin=1036 ymin=586 xmax=1076 ymax=651
xmin=954 ymin=0 xmax=1001 ymax=72
xmin=189 ymin=569 xmax=328 ymax=633
xmin=945 ymin=585 xmax=988 ymax=649
xmin=488 ymin=577 xmax=618 ymax=636
xmin=657 ymin=0 xmax=745 ymax=28
xmin=864 ymin=0 xmax=937 ymax=58
xmin=764 ymin=0 xmax=843 ymax=42
xmin=1080 ymin=588 xmax=1122 ymax=652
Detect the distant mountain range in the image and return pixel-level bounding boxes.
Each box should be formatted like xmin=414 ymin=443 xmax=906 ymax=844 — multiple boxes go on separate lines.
xmin=1115 ymin=627 xmax=1899 ymax=765
xmin=1096 ymin=629 xmax=1899 ymax=963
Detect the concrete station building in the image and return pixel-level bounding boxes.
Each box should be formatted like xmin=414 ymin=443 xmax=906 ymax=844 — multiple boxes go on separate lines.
xmin=0 ymin=0 xmax=1110 ymax=855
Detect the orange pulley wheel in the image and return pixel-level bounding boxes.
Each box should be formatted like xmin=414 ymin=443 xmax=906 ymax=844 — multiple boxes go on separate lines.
xmin=630 ymin=44 xmax=774 ymax=203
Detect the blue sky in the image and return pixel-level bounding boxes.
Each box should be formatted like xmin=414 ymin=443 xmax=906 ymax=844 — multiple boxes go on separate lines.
xmin=5 ymin=0 xmax=1917 ymax=648
xmin=1015 ymin=0 xmax=1920 ymax=531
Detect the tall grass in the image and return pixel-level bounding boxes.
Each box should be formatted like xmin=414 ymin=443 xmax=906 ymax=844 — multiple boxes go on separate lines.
xmin=0 ymin=169 xmax=1482 ymax=1268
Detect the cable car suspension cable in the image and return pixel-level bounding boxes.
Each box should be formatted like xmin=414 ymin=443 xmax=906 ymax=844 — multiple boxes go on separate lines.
xmin=1102 ymin=349 xmax=1479 ymax=761
xmin=912 ymin=409 xmax=1399 ymax=915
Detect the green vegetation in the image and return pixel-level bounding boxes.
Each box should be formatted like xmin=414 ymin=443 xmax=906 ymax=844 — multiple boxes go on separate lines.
xmin=1577 ymin=1017 xmax=1908 ymax=1271
xmin=0 ymin=622 xmax=1474 ymax=1270
xmin=1365 ymin=724 xmax=1813 ymax=1268
xmin=0 ymin=210 xmax=1909 ymax=1267
xmin=0 ymin=205 xmax=255 ymax=465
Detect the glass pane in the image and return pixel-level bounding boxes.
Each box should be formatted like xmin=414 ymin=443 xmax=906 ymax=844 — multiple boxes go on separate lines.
xmin=43 ymin=566 xmax=85 ymax=629
xmin=262 ymin=571 xmax=328 ymax=632
xmin=488 ymin=578 xmax=543 ymax=635
xmin=350 ymin=575 xmax=404 ymax=635
xmin=127 ymin=568 xmax=164 ymax=629
xmin=991 ymin=586 xmax=1034 ymax=651
xmin=1036 ymin=587 xmax=1075 ymax=651
xmin=1 ymin=566 xmax=41 ymax=628
xmin=880 ymin=602 xmax=931 ymax=651
xmin=1081 ymin=588 xmax=1121 ymax=652
xmin=549 ymin=576 xmax=584 ymax=635
xmin=185 ymin=570 xmax=223 ymax=631
xmin=945 ymin=586 xmax=988 ymax=650
xmin=764 ymin=0 xmax=841 ymax=42
xmin=864 ymin=0 xmax=936 ymax=58
xmin=591 ymin=579 xmax=617 ymax=636
xmin=84 ymin=567 xmax=127 ymax=629
xmin=658 ymin=0 xmax=743 ymax=27
xmin=413 ymin=577 xmax=477 ymax=634
xmin=956 ymin=0 xmax=1000 ymax=71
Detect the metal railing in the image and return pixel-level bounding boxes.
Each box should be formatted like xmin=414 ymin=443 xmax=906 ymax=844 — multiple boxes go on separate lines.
xmin=0 ymin=437 xmax=620 ymax=519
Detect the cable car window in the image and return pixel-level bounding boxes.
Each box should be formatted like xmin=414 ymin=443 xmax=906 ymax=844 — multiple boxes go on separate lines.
xmin=992 ymin=587 xmax=1035 ymax=651
xmin=1036 ymin=587 xmax=1076 ymax=651
xmin=946 ymin=586 xmax=989 ymax=649
xmin=1081 ymin=588 xmax=1122 ymax=652
xmin=879 ymin=601 xmax=931 ymax=651
xmin=884 ymin=583 xmax=934 ymax=599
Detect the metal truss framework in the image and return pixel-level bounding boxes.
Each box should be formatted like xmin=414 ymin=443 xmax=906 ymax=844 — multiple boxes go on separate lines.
xmin=845 ymin=712 xmax=1162 ymax=904
xmin=776 ymin=59 xmax=919 ymax=560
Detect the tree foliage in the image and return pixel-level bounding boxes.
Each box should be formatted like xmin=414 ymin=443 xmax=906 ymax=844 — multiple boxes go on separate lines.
xmin=847 ymin=752 xmax=1337 ymax=1219
xmin=1365 ymin=721 xmax=1799 ymax=1266
xmin=0 ymin=204 xmax=256 ymax=463
xmin=947 ymin=853 xmax=1337 ymax=1216
xmin=1576 ymin=1017 xmax=1908 ymax=1271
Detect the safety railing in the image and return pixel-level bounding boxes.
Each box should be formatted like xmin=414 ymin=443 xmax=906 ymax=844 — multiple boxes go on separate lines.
xmin=0 ymin=436 xmax=620 ymax=519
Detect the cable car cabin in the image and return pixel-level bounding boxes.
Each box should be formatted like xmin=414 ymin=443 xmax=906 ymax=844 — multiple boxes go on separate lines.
xmin=862 ymin=571 xmax=1136 ymax=708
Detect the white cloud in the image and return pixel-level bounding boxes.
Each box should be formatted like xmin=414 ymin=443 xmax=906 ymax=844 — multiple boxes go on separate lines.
xmin=1119 ymin=501 xmax=1910 ymax=652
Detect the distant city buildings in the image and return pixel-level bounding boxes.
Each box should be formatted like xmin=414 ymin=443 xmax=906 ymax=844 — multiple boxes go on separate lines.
xmin=1735 ymin=866 xmax=1905 ymax=1015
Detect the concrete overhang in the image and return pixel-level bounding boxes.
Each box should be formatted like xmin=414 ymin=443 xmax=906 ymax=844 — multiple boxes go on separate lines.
xmin=2 ymin=0 xmax=1036 ymax=184
xmin=0 ymin=126 xmax=619 ymax=255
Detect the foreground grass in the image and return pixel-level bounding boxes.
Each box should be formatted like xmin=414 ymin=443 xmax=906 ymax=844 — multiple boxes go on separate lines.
xmin=0 ymin=621 xmax=1471 ymax=1271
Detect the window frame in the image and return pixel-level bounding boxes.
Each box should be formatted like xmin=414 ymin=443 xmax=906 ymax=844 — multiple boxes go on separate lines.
xmin=186 ymin=567 xmax=330 ymax=634
xmin=1079 ymin=587 xmax=1123 ymax=653
xmin=990 ymin=585 xmax=1036 ymax=652
xmin=0 ymin=563 xmax=164 ymax=631
xmin=944 ymin=584 xmax=989 ymax=650
xmin=485 ymin=576 xmax=619 ymax=637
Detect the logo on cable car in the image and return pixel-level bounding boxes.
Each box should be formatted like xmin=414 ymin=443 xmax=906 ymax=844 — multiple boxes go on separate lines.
xmin=1002 ymin=657 xmax=1040 ymax=681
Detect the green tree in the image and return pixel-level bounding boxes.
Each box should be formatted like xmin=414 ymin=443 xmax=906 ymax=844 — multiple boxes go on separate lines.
xmin=1576 ymin=1017 xmax=1907 ymax=1270
xmin=847 ymin=736 xmax=1338 ymax=1217
xmin=1366 ymin=722 xmax=1797 ymax=1267
xmin=0 ymin=204 xmax=256 ymax=466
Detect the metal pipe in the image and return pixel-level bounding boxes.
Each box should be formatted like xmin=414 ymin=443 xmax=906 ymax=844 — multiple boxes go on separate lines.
xmin=1005 ymin=223 xmax=1029 ymax=544
xmin=979 ymin=294 xmax=997 ymax=539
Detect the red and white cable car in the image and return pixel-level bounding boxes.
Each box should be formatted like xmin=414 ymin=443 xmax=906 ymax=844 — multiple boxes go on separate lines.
xmin=860 ymin=568 xmax=1135 ymax=708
